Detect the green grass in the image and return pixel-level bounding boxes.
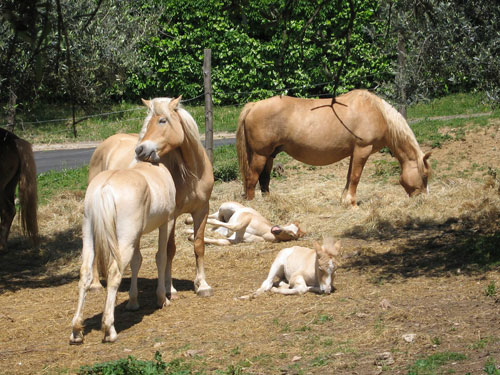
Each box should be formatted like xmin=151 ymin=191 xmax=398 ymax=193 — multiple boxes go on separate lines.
xmin=407 ymin=92 xmax=493 ymax=119
xmin=37 ymin=166 xmax=89 ymax=204
xmin=407 ymin=352 xmax=467 ymax=375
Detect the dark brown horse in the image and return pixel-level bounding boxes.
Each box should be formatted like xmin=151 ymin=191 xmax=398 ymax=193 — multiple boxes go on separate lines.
xmin=0 ymin=127 xmax=38 ymax=250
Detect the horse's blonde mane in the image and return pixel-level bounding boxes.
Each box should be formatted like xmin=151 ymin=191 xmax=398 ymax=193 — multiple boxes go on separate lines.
xmin=138 ymin=97 xmax=203 ymax=181
xmin=368 ymin=92 xmax=425 ymax=175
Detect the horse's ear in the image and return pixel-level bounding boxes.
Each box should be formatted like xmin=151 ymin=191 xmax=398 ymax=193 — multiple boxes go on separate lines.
xmin=423 ymin=151 xmax=432 ymax=170
xmin=169 ymin=96 xmax=182 ymax=111
xmin=141 ymin=98 xmax=151 ymax=107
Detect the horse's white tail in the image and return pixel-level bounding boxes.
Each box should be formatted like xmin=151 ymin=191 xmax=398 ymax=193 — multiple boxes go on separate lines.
xmin=88 ymin=185 xmax=121 ymax=279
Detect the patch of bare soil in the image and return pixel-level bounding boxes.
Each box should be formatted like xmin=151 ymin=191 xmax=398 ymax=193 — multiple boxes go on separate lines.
xmin=1 ymin=123 xmax=499 ymax=374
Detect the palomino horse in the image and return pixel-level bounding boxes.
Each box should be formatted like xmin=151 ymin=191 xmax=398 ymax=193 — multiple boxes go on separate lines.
xmin=185 ymin=201 xmax=304 ymax=245
xmin=88 ymin=97 xmax=214 ymax=297
xmin=236 ymin=89 xmax=432 ymax=206
xmin=0 ymin=127 xmax=38 ymax=251
xmin=240 ymin=238 xmax=342 ymax=299
xmin=70 ymin=161 xmax=176 ymax=343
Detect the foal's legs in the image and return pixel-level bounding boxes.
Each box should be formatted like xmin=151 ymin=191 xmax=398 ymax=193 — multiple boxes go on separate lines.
xmin=342 ymin=145 xmax=373 ymax=207
xmin=191 ymin=206 xmax=213 ymax=297
xmin=258 ymin=157 xmax=274 ymax=195
xmin=245 ymin=153 xmax=268 ymax=200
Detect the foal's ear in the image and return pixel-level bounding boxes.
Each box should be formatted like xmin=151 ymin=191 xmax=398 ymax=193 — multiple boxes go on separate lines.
xmin=323 ymin=238 xmax=341 ymax=257
xmin=169 ymin=96 xmax=182 ymax=111
xmin=141 ymin=98 xmax=151 ymax=107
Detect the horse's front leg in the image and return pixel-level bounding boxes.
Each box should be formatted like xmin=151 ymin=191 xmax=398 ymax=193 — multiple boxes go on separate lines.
xmin=155 ymin=224 xmax=170 ymax=308
xmin=165 ymin=219 xmax=177 ymax=300
xmin=191 ymin=206 xmax=213 ymax=297
xmin=126 ymin=245 xmax=142 ymax=311
xmin=342 ymin=145 xmax=373 ymax=207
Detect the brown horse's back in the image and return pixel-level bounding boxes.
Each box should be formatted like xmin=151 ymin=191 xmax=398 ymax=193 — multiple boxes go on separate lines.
xmin=240 ymin=91 xmax=387 ymax=166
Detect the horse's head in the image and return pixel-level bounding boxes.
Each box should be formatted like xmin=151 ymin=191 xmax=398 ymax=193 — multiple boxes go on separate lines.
xmin=270 ymin=222 xmax=304 ymax=242
xmin=135 ymin=96 xmax=184 ymax=163
xmin=400 ymin=151 xmax=432 ymax=197
xmin=313 ymin=238 xmax=342 ymax=295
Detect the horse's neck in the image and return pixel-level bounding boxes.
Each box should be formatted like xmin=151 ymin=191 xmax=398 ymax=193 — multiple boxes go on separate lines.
xmin=178 ymin=136 xmax=207 ymax=178
xmin=387 ymin=139 xmax=422 ymax=168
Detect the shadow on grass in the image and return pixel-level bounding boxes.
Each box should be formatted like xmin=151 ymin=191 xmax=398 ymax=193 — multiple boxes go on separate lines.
xmin=0 ymin=227 xmax=82 ymax=293
xmin=342 ymin=202 xmax=500 ymax=281
xmin=0 ymin=228 xmax=196 ymax=295
xmin=81 ymin=277 xmax=195 ymax=338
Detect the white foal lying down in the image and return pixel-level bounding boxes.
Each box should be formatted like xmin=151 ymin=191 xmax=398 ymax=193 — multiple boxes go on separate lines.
xmin=241 ymin=238 xmax=342 ymax=298
xmin=186 ymin=201 xmax=304 ymax=245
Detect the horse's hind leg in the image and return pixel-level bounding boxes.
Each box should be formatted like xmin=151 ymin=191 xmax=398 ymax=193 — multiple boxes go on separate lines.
xmin=102 ymin=260 xmax=122 ymax=343
xmin=0 ymin=178 xmax=18 ymax=251
xmin=342 ymin=145 xmax=373 ymax=207
xmin=258 ymin=157 xmax=274 ymax=195
xmin=70 ymin=239 xmax=94 ymax=344
xmin=245 ymin=154 xmax=268 ymax=200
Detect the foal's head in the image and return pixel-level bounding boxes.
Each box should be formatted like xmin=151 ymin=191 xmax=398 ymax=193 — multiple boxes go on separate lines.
xmin=313 ymin=238 xmax=342 ymax=294
xmin=135 ymin=96 xmax=184 ymax=163
xmin=270 ymin=222 xmax=304 ymax=242
xmin=400 ymin=151 xmax=432 ymax=197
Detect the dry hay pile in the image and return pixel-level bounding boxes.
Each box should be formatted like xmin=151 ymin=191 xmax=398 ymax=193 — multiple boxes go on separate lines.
xmin=0 ymin=124 xmax=499 ymax=374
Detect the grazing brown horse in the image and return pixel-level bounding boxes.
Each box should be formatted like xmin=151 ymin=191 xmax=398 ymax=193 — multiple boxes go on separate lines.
xmin=236 ymin=89 xmax=432 ymax=206
xmin=88 ymin=97 xmax=215 ymax=297
xmin=0 ymin=128 xmax=38 ymax=250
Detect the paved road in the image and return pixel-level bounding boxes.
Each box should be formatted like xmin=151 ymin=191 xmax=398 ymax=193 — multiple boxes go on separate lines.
xmin=34 ymin=138 xmax=236 ymax=174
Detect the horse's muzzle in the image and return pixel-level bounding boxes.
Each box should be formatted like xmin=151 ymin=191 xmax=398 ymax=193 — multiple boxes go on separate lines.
xmin=135 ymin=144 xmax=158 ymax=162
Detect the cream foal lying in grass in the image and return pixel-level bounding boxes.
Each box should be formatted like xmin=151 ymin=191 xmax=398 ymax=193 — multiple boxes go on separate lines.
xmin=240 ymin=238 xmax=342 ymax=299
xmin=186 ymin=201 xmax=304 ymax=245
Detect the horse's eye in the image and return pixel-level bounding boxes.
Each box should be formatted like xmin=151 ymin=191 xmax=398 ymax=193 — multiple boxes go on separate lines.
xmin=159 ymin=118 xmax=168 ymax=125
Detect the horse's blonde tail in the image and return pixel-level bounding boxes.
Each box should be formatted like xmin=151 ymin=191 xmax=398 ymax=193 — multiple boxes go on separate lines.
xmin=15 ymin=138 xmax=39 ymax=245
xmin=236 ymin=102 xmax=256 ymax=194
xmin=89 ymin=186 xmax=121 ymax=279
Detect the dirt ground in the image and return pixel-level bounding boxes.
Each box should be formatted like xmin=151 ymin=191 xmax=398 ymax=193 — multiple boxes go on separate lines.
xmin=1 ymin=123 xmax=499 ymax=374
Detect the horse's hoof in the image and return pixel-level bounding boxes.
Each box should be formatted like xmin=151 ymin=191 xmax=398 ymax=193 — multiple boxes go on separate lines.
xmin=196 ymin=286 xmax=213 ymax=297
xmin=126 ymin=301 xmax=140 ymax=311
xmin=69 ymin=333 xmax=83 ymax=345
xmin=90 ymin=283 xmax=103 ymax=292
xmin=167 ymin=293 xmax=179 ymax=301
xmin=157 ymin=297 xmax=171 ymax=308
xmin=103 ymin=335 xmax=117 ymax=343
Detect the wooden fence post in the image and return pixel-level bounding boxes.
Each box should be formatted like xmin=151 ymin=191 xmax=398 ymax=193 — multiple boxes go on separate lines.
xmin=203 ymin=48 xmax=214 ymax=164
